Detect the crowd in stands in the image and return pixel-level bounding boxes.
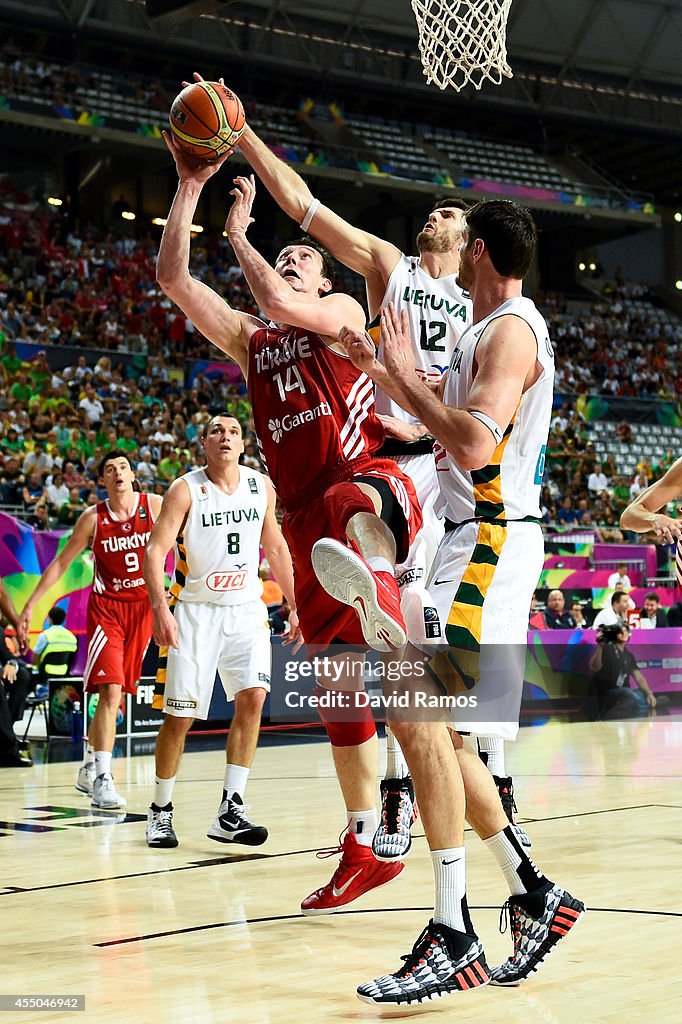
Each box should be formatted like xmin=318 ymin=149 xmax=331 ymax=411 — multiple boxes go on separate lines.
xmin=543 ymin=288 xmax=682 ymax=399
xmin=539 ymin=400 xmax=675 ymax=538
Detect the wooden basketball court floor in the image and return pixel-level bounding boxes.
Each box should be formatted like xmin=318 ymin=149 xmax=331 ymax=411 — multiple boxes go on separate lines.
xmin=1 ymin=716 xmax=681 ymax=1024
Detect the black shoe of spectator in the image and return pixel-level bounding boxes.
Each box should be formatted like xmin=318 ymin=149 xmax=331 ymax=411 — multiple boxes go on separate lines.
xmin=0 ymin=751 xmax=33 ymax=767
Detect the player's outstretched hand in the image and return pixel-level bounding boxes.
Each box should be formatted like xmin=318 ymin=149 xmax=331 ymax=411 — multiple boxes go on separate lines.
xmin=378 ymin=414 xmax=427 ymax=443
xmin=282 ymin=609 xmax=304 ymax=654
xmin=225 ymin=175 xmax=256 ymax=238
xmin=379 ymin=303 xmax=416 ymax=380
xmin=338 ymin=326 xmax=381 ymax=377
xmin=649 ymin=513 xmax=682 ymax=544
xmin=162 ymin=129 xmax=230 ymax=185
xmin=181 ymin=72 xmax=242 ymax=158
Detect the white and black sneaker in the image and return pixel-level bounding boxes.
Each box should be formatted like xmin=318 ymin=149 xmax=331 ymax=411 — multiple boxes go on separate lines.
xmin=146 ymin=804 xmax=178 ymax=848
xmin=207 ymin=793 xmax=268 ymax=846
xmin=372 ymin=777 xmax=418 ymax=861
xmin=357 ymin=920 xmax=489 ymax=1005
xmin=490 ymin=882 xmax=586 ymax=986
xmin=494 ymin=774 xmax=531 ymax=849
xmin=91 ymin=773 xmax=127 ymax=810
xmin=75 ymin=762 xmax=96 ymax=797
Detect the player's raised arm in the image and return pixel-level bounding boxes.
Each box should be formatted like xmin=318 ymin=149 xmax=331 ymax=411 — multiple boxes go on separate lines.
xmin=143 ymin=478 xmax=192 ymax=650
xmin=226 ymin=176 xmax=366 ymax=339
xmin=237 ymin=123 xmax=400 ymax=286
xmin=620 ymin=457 xmax=682 ymax=542
xmin=19 ymin=507 xmax=96 ymax=637
xmin=156 ymin=132 xmax=260 ymax=372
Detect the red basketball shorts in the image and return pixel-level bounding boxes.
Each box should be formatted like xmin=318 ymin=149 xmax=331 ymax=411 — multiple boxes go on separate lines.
xmin=282 ymin=458 xmax=421 ymax=648
xmin=84 ymin=594 xmax=153 ymax=694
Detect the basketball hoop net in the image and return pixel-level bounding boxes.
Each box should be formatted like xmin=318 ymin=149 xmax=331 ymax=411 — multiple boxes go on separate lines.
xmin=410 ymin=0 xmax=514 ymax=92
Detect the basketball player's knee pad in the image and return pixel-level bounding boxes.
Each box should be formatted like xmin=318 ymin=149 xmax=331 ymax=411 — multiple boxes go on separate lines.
xmin=323 ymin=481 xmax=377 ymax=539
xmin=312 ymin=684 xmax=377 ymax=747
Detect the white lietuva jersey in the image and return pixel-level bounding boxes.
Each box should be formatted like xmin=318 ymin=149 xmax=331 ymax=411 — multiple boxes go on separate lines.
xmin=375 ymin=255 xmax=472 ymax=423
xmin=434 ymin=296 xmax=555 ymax=523
xmin=170 ymin=467 xmax=267 ymax=606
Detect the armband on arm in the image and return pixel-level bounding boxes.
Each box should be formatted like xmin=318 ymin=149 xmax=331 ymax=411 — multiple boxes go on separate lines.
xmin=469 ymin=410 xmax=504 ymax=445
xmin=300 ymin=199 xmax=320 ymax=232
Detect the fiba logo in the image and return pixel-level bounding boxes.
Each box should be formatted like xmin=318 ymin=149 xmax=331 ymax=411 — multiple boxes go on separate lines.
xmin=269 ymin=418 xmax=284 ymax=443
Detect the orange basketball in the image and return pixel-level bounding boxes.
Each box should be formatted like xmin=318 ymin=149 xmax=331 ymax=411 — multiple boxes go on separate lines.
xmin=169 ymin=81 xmax=245 ymax=160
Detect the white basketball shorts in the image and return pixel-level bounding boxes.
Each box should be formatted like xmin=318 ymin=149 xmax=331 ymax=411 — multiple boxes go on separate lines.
xmin=162 ymin=599 xmax=271 ymax=720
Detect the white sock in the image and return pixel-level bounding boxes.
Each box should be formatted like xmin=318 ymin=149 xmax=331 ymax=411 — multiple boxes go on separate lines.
xmin=432 ymin=847 xmax=469 ymax=932
xmin=478 ymin=736 xmax=505 ymax=777
xmin=154 ymin=776 xmax=176 ymax=809
xmin=224 ymin=763 xmax=250 ymax=802
xmin=95 ymin=750 xmax=112 ymax=777
xmin=385 ymin=726 xmax=409 ymax=779
xmin=483 ymin=826 xmax=545 ymax=896
xmin=83 ymin=743 xmax=95 ymax=766
xmin=348 ymin=808 xmax=378 ymax=847
xmin=367 ymin=556 xmax=394 ymax=576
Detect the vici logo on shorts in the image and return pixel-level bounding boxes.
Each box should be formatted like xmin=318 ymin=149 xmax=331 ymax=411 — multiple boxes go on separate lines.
xmin=206 ymin=570 xmax=247 ymax=592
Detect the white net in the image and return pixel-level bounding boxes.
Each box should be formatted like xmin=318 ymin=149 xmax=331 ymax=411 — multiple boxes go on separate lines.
xmin=411 ymin=0 xmax=514 ymax=92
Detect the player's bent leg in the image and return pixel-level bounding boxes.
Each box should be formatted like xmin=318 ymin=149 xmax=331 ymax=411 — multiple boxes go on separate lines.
xmin=453 ymin=737 xmax=585 ymax=986
xmin=302 ymin=676 xmax=403 ymax=915
xmin=358 ymin=718 xmax=489 ymax=1005
xmin=311 ymin=481 xmax=407 ymax=652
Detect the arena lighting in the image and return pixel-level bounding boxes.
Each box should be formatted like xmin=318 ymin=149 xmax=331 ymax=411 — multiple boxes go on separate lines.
xmin=121 ymin=211 xmax=136 ymax=221
xmin=578 ymin=262 xmax=586 ymax=271
xmin=675 ymin=212 xmax=682 ymax=223
xmin=676 ymin=280 xmax=682 ymax=290
xmin=589 ymin=263 xmax=596 ymax=271
xmin=152 ymin=217 xmax=168 ymax=227
xmin=190 ymin=224 xmax=204 ymax=233
xmin=47 ymin=197 xmax=63 ymax=206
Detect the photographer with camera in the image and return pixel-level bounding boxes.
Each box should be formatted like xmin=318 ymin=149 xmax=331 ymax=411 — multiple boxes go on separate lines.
xmin=589 ymin=622 xmax=656 ymax=719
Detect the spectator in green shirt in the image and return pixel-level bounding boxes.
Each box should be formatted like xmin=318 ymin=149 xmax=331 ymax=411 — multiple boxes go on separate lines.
xmin=0 ymin=428 xmax=23 ymax=454
xmin=58 ymin=486 xmax=87 ymax=527
xmin=157 ymin=449 xmax=183 ymax=484
xmin=10 ymin=373 xmax=32 ymax=405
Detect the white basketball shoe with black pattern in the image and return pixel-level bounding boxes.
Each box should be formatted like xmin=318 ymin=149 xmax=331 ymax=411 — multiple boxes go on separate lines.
xmin=372 ymin=776 xmax=418 ymax=861
xmin=357 ymin=920 xmax=489 ymax=1005
xmin=146 ymin=805 xmax=178 ymax=848
xmin=490 ymin=882 xmax=585 ymax=986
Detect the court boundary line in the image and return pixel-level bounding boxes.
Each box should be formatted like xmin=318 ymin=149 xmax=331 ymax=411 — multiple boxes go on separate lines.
xmin=94 ymin=903 xmax=682 ymax=947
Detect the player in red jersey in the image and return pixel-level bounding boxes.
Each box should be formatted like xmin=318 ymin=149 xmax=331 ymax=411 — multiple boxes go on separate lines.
xmin=20 ymin=451 xmax=162 ymax=808
xmin=156 ymin=136 xmax=421 ymax=915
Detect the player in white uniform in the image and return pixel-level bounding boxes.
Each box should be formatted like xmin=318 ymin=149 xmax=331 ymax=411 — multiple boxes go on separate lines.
xmin=340 ymin=200 xmax=584 ymax=1005
xmin=143 ymin=414 xmax=300 ymax=848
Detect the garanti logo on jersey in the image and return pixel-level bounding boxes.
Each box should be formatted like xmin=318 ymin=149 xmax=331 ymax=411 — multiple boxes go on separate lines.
xmin=206 ymin=570 xmax=247 ymax=592
xmin=268 ymin=401 xmax=332 ymax=443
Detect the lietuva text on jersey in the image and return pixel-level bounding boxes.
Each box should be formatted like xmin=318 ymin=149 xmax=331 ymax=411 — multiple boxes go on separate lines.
xmin=170 ymin=468 xmax=268 ymax=606
xmin=200 ymin=508 xmax=261 ymax=527
xmin=375 ymin=255 xmax=472 ymax=423
xmin=248 ymin=324 xmax=384 ymax=510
